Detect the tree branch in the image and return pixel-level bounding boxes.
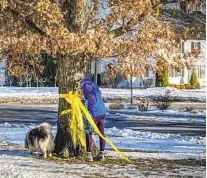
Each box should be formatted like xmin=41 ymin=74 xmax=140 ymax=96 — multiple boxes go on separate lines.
xmin=108 ymin=13 xmax=145 ymax=38
xmin=7 ymin=7 xmax=46 ymax=36
xmin=178 ymin=10 xmax=206 ymax=25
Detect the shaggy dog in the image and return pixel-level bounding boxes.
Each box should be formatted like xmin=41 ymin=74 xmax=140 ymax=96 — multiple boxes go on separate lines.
xmin=25 ymin=123 xmax=54 ymax=158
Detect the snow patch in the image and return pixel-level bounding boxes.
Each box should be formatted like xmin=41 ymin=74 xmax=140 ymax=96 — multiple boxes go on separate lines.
xmin=0 ymin=87 xmax=205 ymax=101
xmin=106 ymin=113 xmax=206 ymax=123
xmin=105 ymin=127 xmax=205 ymax=145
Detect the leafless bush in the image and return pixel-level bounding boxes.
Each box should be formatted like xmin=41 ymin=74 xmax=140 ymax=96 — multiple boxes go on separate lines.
xmin=150 ymin=88 xmax=174 ymax=110
xmin=137 ymin=98 xmax=151 ymax=111
xmin=184 ymin=107 xmax=193 ymax=112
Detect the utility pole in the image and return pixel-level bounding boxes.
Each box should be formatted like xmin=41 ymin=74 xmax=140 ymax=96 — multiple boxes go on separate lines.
xmin=94 ymin=59 xmax=97 ymax=85
xmin=130 ymin=74 xmax=133 ymax=105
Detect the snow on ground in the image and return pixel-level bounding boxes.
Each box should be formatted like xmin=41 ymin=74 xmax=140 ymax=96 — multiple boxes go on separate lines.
xmin=105 ymin=127 xmax=205 ymax=155
xmin=0 ymin=152 xmax=205 ymax=178
xmin=0 ymin=87 xmax=205 ymax=101
xmin=106 ymin=150 xmax=205 ymax=160
xmin=101 ymin=87 xmax=206 ymax=101
xmin=0 ymin=122 xmax=205 ymax=160
xmin=0 ymin=87 xmax=205 ymax=177
xmin=146 ymin=108 xmax=206 ymax=116
xmin=108 ymin=109 xmax=206 ymax=119
xmin=0 ymin=153 xmax=143 ymax=178
xmin=163 ymin=3 xmax=180 ymax=10
xmin=106 ymin=113 xmax=206 ymax=123
xmin=105 ymin=127 xmax=205 ymax=145
xmin=0 ymin=87 xmax=57 ymax=97
xmin=105 ymin=101 xmax=206 ymax=118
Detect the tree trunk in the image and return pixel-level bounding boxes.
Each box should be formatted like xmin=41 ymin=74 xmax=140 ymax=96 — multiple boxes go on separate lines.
xmin=55 ymin=53 xmax=93 ymax=157
xmin=55 ymin=55 xmax=78 ymax=157
xmin=55 ymin=0 xmax=89 ymax=157
xmin=62 ymin=0 xmax=87 ymax=33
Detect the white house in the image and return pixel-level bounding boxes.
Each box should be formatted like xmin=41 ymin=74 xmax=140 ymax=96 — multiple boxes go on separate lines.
xmin=167 ymin=2 xmax=206 ymax=87
xmin=116 ymin=71 xmax=155 ymax=88
xmin=94 ymin=3 xmax=206 ymax=88
xmin=91 ymin=57 xmax=156 ymax=88
xmin=95 ymin=38 xmax=206 ymax=88
xmin=169 ymin=40 xmax=206 ymax=87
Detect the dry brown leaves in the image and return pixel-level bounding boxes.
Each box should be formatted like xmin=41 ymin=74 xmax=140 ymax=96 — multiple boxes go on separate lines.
xmin=0 ymin=0 xmax=200 ymax=76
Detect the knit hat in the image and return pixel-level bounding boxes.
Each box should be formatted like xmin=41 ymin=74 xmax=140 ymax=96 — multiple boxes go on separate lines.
xmin=74 ymin=72 xmax=84 ymax=82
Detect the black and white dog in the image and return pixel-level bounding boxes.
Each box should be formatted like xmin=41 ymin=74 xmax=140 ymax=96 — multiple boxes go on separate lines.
xmin=25 ymin=123 xmax=54 ymax=158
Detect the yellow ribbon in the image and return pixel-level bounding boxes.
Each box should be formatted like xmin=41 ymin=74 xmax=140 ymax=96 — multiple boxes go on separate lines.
xmin=59 ymin=91 xmax=132 ymax=163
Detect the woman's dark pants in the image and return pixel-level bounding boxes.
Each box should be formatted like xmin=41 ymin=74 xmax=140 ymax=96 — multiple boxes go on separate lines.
xmin=86 ymin=115 xmax=105 ymax=152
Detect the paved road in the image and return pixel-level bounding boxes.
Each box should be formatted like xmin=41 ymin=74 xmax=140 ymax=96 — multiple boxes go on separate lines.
xmin=0 ymin=104 xmax=205 ymax=137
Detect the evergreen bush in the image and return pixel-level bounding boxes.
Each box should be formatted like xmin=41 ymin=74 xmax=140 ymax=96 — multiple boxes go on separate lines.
xmin=189 ymin=71 xmax=200 ymax=89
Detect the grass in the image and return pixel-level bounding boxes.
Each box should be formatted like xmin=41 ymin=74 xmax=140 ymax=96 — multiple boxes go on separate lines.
xmin=46 ymin=154 xmax=206 ymax=168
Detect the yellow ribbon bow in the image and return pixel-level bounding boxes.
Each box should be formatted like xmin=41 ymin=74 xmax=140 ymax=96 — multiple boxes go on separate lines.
xmin=59 ymin=91 xmax=132 ymax=163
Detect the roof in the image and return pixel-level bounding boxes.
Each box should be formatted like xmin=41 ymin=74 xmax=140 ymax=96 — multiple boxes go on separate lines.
xmin=160 ymin=9 xmax=206 ymax=40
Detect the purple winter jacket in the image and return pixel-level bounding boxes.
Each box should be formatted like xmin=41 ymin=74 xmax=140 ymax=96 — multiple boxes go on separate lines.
xmin=81 ymin=77 xmax=106 ymax=117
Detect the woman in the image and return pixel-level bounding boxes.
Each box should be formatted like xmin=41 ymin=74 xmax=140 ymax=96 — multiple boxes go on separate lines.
xmin=74 ymin=73 xmax=106 ymax=162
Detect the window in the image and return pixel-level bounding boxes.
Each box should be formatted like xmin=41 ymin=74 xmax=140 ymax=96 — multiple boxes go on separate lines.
xmin=191 ymin=41 xmax=201 ymax=50
xmin=181 ymin=41 xmax=184 ymax=53
xmin=170 ymin=69 xmax=174 ymax=77
xmin=191 ymin=42 xmax=194 ymax=50
xmin=194 ymin=42 xmax=201 ymax=50
xmin=145 ymin=70 xmax=149 ymax=77
xmin=197 ymin=65 xmax=205 ymax=78
xmin=170 ymin=69 xmax=184 ymax=77
xmin=175 ymin=69 xmax=181 ymax=77
xmin=177 ymin=42 xmax=184 ymax=53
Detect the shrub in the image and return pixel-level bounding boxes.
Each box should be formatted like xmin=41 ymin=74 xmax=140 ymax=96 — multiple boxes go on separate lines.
xmin=184 ymin=107 xmax=193 ymax=112
xmin=189 ymin=71 xmax=200 ymax=89
xmin=155 ymin=72 xmax=162 ymax=87
xmin=155 ymin=70 xmax=169 ymax=87
xmin=169 ymin=84 xmax=176 ymax=88
xmin=109 ymin=103 xmax=125 ymax=110
xmin=169 ymin=84 xmax=187 ymax=89
xmin=150 ymin=88 xmax=173 ymax=110
xmin=175 ymin=84 xmax=180 ymax=89
xmin=184 ymin=83 xmax=191 ymax=89
xmin=169 ymin=83 xmax=199 ymax=89
xmin=162 ymin=70 xmax=169 ymax=87
xmin=137 ymin=98 xmax=151 ymax=111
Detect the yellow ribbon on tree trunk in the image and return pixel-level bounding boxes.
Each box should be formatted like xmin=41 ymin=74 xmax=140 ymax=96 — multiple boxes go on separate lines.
xmin=59 ymin=91 xmax=132 ymax=163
